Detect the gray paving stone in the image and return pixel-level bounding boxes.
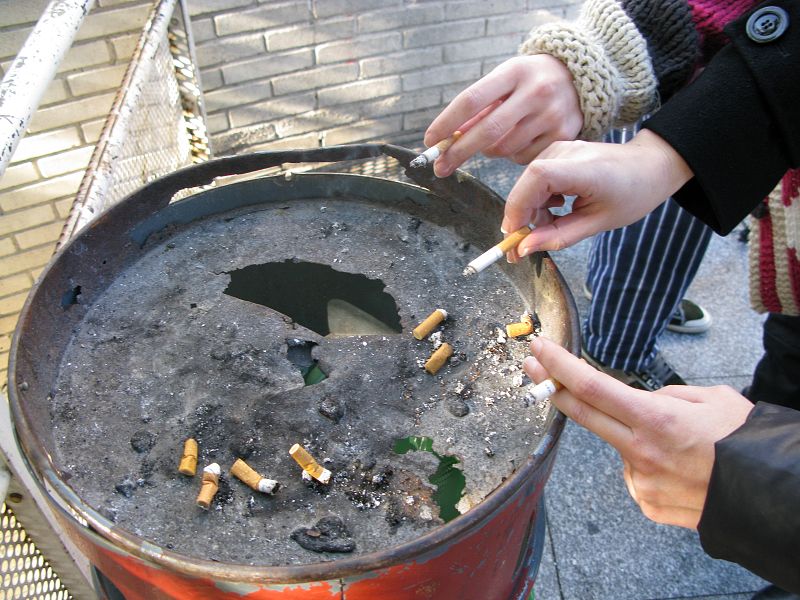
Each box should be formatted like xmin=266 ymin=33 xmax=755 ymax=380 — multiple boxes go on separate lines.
xmin=545 ymin=422 xmax=767 ymax=600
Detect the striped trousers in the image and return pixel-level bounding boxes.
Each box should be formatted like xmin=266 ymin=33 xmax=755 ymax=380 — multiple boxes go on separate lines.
xmin=582 ymin=125 xmax=713 ymax=372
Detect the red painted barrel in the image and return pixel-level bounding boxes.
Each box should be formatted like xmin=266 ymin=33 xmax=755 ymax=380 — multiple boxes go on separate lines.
xmin=9 ymin=145 xmax=578 ymax=600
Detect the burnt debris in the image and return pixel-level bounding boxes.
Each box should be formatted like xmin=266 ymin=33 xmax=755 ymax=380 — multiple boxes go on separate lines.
xmin=291 ymin=516 xmax=356 ymax=553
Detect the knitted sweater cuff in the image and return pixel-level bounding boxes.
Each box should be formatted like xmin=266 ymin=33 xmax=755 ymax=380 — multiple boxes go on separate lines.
xmin=519 ymin=0 xmax=658 ymax=140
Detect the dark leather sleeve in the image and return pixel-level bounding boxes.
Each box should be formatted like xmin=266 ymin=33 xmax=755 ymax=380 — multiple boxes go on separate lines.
xmin=643 ymin=0 xmax=800 ymax=234
xmin=697 ymin=402 xmax=800 ymax=593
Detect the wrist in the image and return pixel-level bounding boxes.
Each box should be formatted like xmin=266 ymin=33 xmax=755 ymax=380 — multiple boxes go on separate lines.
xmin=631 ymin=129 xmax=694 ymax=198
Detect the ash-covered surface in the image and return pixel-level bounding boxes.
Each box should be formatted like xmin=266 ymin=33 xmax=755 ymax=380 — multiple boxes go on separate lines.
xmin=51 ymin=198 xmax=551 ymax=566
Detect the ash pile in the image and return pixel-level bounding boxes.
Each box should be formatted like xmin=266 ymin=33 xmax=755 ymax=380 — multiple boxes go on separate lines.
xmin=50 ymin=198 xmax=551 ymax=566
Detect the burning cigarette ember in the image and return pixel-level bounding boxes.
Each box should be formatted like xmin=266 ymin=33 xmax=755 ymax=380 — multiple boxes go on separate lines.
xmin=289 ymin=444 xmax=332 ymax=484
xmin=463 ymin=226 xmax=532 ymax=276
xmin=505 ymin=314 xmax=534 ymax=338
xmin=412 ymin=308 xmax=448 ymax=340
xmin=178 ymin=438 xmax=198 ymax=476
xmin=424 ymin=342 xmax=453 ymax=375
xmin=409 ymin=131 xmax=462 ymax=168
xmin=196 ymin=463 xmax=220 ymax=510
xmin=230 ymin=458 xmax=279 ymax=494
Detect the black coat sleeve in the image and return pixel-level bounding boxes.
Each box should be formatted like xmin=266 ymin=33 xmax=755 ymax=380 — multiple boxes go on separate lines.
xmin=697 ymin=402 xmax=800 ymax=593
xmin=643 ymin=0 xmax=800 ymax=234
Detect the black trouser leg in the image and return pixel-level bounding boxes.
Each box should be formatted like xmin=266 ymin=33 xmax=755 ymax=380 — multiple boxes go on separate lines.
xmin=747 ymin=313 xmax=800 ymax=411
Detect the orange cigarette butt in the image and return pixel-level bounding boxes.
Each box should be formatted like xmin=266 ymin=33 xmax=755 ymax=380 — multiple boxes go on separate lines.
xmin=289 ymin=444 xmax=331 ymax=484
xmin=506 ymin=321 xmax=534 ymax=338
xmin=506 ymin=314 xmax=534 ymax=338
xmin=497 ymin=226 xmax=532 ymax=254
xmin=178 ymin=438 xmax=198 ymax=476
xmin=413 ymin=308 xmax=448 ymax=340
xmin=424 ymin=342 xmax=453 ymax=375
xmin=196 ymin=463 xmax=220 ymax=510
xmin=230 ymin=458 xmax=279 ymax=494
xmin=436 ymin=130 xmax=463 ymax=152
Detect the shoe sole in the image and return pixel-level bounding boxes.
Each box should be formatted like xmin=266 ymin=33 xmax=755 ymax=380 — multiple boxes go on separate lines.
xmin=666 ymin=313 xmax=712 ymax=334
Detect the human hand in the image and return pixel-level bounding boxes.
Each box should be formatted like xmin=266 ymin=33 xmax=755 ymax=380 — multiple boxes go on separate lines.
xmin=500 ymin=129 xmax=694 ymax=259
xmin=523 ymin=337 xmax=754 ymax=529
xmin=423 ymin=55 xmax=582 ymax=178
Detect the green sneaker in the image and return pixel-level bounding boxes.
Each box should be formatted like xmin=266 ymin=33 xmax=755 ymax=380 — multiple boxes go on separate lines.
xmin=667 ymin=298 xmax=712 ymax=334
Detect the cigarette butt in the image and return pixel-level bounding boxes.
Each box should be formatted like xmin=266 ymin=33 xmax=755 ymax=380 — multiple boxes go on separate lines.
xmin=413 ymin=308 xmax=448 ymax=340
xmin=527 ymin=378 xmax=563 ymax=403
xmin=409 ymin=131 xmax=463 ymax=167
xmin=463 ymin=226 xmax=532 ymax=276
xmin=196 ymin=463 xmax=220 ymax=510
xmin=497 ymin=226 xmax=532 ymax=254
xmin=424 ymin=342 xmax=453 ymax=374
xmin=230 ymin=458 xmax=279 ymax=494
xmin=436 ymin=130 xmax=462 ymax=152
xmin=289 ymin=444 xmax=332 ymax=484
xmin=506 ymin=320 xmax=534 ymax=338
xmin=178 ymin=438 xmax=198 ymax=476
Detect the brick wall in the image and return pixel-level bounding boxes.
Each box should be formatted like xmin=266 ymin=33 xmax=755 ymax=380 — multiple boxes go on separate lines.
xmin=190 ymin=0 xmax=581 ymax=155
xmin=0 ymin=0 xmax=579 ymax=388
xmin=0 ymin=0 xmax=153 ymax=387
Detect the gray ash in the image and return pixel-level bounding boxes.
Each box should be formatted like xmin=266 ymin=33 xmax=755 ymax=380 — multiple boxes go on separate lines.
xmin=49 ymin=199 xmax=552 ymax=567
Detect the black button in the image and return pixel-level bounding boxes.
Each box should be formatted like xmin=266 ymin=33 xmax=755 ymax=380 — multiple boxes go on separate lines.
xmin=746 ymin=6 xmax=789 ymax=43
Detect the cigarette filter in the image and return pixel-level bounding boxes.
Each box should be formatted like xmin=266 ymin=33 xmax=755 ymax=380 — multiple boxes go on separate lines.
xmin=289 ymin=444 xmax=332 ymax=484
xmin=505 ymin=314 xmax=534 ymax=338
xmin=178 ymin=438 xmax=198 ymax=476
xmin=424 ymin=342 xmax=453 ymax=375
xmin=463 ymin=226 xmax=532 ymax=276
xmin=230 ymin=458 xmax=279 ymax=494
xmin=196 ymin=463 xmax=220 ymax=510
xmin=412 ymin=308 xmax=448 ymax=340
xmin=409 ymin=131 xmax=463 ymax=168
xmin=527 ymin=378 xmax=563 ymax=403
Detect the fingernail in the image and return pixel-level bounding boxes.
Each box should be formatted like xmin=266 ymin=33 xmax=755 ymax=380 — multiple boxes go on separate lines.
xmin=518 ymin=244 xmax=534 ymax=258
xmin=529 ymin=337 xmax=543 ymax=355
xmin=523 ymin=355 xmax=538 ymax=371
xmin=500 ymin=226 xmax=508 ymax=234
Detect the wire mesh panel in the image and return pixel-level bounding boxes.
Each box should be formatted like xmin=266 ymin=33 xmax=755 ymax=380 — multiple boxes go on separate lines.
xmin=60 ymin=0 xmax=208 ymax=244
xmin=0 ymin=504 xmax=72 ymax=600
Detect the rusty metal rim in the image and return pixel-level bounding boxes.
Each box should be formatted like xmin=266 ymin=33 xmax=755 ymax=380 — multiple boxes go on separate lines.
xmin=8 ymin=144 xmax=578 ymax=584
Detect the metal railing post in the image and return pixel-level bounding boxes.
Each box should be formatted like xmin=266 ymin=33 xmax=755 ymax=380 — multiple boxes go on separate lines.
xmin=0 ymin=0 xmax=97 ymax=178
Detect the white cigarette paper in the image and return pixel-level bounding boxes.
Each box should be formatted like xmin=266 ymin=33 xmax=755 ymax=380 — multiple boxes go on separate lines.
xmin=527 ymin=378 xmax=561 ymax=403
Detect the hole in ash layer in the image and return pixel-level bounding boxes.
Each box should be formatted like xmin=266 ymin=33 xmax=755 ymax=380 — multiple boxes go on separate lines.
xmin=394 ymin=436 xmax=466 ymax=523
xmin=286 ymin=339 xmax=327 ymax=386
xmin=60 ymin=285 xmax=82 ymax=309
xmin=224 ymin=260 xmax=402 ymax=336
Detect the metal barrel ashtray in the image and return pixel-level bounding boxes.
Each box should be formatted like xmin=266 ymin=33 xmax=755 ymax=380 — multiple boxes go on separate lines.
xmin=9 ymin=145 xmax=579 ymax=599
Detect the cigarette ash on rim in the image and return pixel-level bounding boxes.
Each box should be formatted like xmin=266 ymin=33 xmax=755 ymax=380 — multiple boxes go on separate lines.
xmin=49 ymin=198 xmax=553 ymax=566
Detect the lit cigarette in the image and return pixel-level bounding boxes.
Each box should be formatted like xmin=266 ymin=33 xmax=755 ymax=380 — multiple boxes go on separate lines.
xmin=409 ymin=131 xmax=463 ymax=168
xmin=289 ymin=444 xmax=331 ymax=484
xmin=413 ymin=308 xmax=448 ymax=340
xmin=527 ymin=378 xmax=563 ymax=403
xmin=178 ymin=438 xmax=198 ymax=476
xmin=424 ymin=342 xmax=453 ymax=374
xmin=196 ymin=463 xmax=220 ymax=510
xmin=230 ymin=458 xmax=279 ymax=495
xmin=506 ymin=314 xmax=534 ymax=338
xmin=463 ymin=226 xmax=532 ymax=276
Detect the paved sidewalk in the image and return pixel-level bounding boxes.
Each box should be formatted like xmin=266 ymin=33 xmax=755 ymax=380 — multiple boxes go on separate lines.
xmin=464 ymin=156 xmax=768 ymax=600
